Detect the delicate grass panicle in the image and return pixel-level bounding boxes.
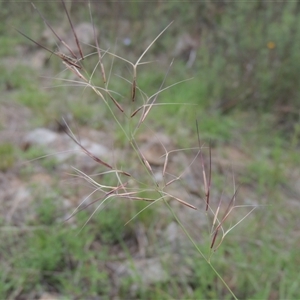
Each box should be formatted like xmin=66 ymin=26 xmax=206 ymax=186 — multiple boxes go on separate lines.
xmin=16 ymin=1 xmax=257 ymax=298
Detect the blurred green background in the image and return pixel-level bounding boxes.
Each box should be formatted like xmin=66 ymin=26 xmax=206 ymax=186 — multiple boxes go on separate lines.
xmin=1 ymin=1 xmax=300 ymax=299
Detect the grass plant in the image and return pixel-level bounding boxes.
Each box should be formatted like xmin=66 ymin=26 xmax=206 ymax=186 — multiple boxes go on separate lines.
xmin=13 ymin=3 xmax=260 ymax=300
xmin=7 ymin=1 xmax=300 ymax=299
xmin=14 ymin=2 xmax=260 ymax=299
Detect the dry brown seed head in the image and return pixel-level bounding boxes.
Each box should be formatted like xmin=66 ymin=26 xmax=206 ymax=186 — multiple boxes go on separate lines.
xmin=57 ymin=52 xmax=81 ymax=69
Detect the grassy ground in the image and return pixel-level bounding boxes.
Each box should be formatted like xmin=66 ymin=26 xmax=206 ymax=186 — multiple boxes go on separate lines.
xmin=1 ymin=2 xmax=300 ymax=299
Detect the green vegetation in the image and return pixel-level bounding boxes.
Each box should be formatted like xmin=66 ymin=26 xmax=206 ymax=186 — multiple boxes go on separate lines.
xmin=1 ymin=1 xmax=300 ymax=299
xmin=0 ymin=143 xmax=15 ymax=171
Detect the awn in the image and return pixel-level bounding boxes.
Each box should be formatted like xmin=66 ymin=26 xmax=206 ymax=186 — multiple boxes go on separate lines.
xmin=16 ymin=0 xmax=84 ymax=69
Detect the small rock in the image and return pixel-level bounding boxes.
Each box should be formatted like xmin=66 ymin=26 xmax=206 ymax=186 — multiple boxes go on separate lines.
xmin=139 ymin=132 xmax=172 ymax=166
xmin=23 ymin=128 xmax=110 ymax=171
xmin=24 ymin=128 xmax=58 ymax=146
xmin=38 ymin=292 xmax=61 ymax=300
xmin=109 ymin=257 xmax=168 ymax=293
